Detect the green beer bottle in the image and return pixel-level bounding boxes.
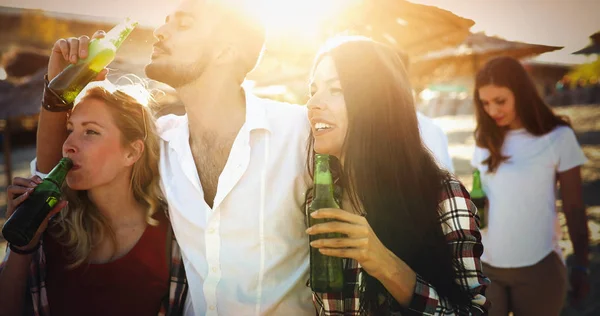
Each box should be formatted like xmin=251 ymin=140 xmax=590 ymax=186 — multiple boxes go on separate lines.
xmin=48 ymin=18 xmax=137 ymax=105
xmin=308 ymin=154 xmax=345 ymax=292
xmin=470 ymin=169 xmax=487 ymax=229
xmin=2 ymin=158 xmax=73 ymax=247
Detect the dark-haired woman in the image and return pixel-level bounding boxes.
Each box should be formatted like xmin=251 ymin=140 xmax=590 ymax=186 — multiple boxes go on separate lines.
xmin=304 ymin=36 xmax=490 ymax=315
xmin=471 ymin=56 xmax=589 ymax=315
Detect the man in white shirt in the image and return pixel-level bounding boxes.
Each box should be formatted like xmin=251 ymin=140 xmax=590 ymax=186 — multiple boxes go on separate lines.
xmin=146 ymin=1 xmax=314 ymax=315
xmin=417 ymin=112 xmax=454 ymax=173
xmin=36 ymin=1 xmax=315 ymax=315
xmin=397 ymin=50 xmax=454 ymax=173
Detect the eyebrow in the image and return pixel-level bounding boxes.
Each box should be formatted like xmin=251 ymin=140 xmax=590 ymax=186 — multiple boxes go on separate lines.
xmin=66 ymin=121 xmax=105 ymax=128
xmin=311 ymin=77 xmax=340 ymax=88
xmin=165 ymin=11 xmax=195 ymax=23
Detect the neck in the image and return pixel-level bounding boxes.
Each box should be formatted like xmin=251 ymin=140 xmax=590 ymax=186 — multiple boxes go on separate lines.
xmin=508 ymin=119 xmax=523 ymax=130
xmin=87 ymin=169 xmax=146 ymax=228
xmin=177 ymin=64 xmax=247 ymax=134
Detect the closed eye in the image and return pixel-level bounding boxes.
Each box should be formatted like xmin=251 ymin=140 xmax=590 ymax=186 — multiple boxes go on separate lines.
xmin=329 ymin=87 xmax=343 ymax=95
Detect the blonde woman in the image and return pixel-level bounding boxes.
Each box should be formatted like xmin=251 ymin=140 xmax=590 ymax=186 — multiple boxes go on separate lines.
xmin=0 ymin=81 xmax=187 ymax=316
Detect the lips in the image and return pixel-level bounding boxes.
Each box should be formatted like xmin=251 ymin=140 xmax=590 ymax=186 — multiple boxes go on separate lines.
xmin=310 ymin=118 xmax=336 ymax=136
xmin=151 ymin=43 xmax=170 ymax=58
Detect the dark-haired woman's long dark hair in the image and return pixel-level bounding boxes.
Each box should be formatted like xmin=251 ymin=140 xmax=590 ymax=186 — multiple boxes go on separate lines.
xmin=306 ymin=38 xmax=473 ymax=313
xmin=474 ymin=56 xmax=570 ymax=172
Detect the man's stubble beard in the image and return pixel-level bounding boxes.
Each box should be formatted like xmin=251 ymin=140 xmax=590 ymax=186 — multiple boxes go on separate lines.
xmin=145 ymin=59 xmax=207 ymax=88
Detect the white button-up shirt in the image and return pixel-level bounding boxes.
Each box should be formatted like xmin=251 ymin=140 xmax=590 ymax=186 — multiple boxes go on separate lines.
xmin=157 ymin=93 xmax=314 ymax=315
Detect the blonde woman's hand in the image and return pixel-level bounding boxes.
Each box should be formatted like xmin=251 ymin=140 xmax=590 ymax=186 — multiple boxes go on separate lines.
xmin=5 ymin=176 xmax=67 ymax=252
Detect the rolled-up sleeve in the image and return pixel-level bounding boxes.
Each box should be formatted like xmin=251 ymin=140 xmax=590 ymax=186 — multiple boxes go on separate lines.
xmin=29 ymin=158 xmax=49 ymax=178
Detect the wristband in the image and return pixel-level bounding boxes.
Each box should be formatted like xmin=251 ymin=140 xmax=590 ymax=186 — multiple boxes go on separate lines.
xmin=42 ymin=74 xmax=73 ymax=112
xmin=9 ymin=242 xmax=40 ymax=255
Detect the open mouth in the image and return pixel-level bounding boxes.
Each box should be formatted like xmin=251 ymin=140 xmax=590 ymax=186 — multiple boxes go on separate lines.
xmin=315 ymin=122 xmax=334 ymax=132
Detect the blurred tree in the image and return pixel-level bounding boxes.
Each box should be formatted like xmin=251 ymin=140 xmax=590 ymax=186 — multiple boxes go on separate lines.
xmin=567 ymin=56 xmax=600 ymax=84
xmin=18 ymin=10 xmax=70 ymax=48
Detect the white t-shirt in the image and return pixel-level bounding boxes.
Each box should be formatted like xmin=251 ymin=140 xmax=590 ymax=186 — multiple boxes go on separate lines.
xmin=471 ymin=125 xmax=587 ymax=268
xmin=417 ymin=112 xmax=454 ymax=173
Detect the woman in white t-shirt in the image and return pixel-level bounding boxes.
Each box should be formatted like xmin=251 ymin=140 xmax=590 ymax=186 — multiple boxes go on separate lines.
xmin=471 ymin=56 xmax=590 ymax=316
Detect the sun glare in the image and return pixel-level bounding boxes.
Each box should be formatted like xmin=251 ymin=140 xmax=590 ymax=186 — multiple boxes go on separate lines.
xmin=249 ymin=0 xmax=360 ymax=40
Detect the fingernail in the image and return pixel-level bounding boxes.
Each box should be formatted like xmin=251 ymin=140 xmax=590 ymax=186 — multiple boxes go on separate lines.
xmin=80 ymin=50 xmax=86 ymax=55
xmin=305 ymin=227 xmax=312 ymax=234
xmin=71 ymin=55 xmax=77 ymax=63
xmin=310 ymin=211 xmax=318 ymax=217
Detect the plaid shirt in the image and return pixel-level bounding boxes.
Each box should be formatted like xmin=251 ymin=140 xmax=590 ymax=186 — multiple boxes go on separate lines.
xmin=0 ymin=217 xmax=188 ymax=316
xmin=308 ymin=180 xmax=491 ymax=315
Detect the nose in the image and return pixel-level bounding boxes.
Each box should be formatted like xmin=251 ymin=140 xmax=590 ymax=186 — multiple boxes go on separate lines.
xmin=487 ymin=104 xmax=500 ymax=117
xmin=153 ymin=23 xmax=169 ymax=42
xmin=62 ymin=134 xmax=78 ymax=157
xmin=307 ymin=95 xmax=326 ymax=112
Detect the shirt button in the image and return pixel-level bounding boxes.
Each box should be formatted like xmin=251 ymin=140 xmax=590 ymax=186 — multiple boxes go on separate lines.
xmin=212 ymin=266 xmax=218 ymax=273
xmin=207 ymin=228 xmax=215 ymax=234
xmin=209 ymin=305 xmax=215 ymax=311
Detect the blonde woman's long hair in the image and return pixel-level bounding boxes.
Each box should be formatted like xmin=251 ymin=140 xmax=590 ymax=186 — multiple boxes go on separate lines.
xmin=49 ymin=80 xmax=163 ymax=268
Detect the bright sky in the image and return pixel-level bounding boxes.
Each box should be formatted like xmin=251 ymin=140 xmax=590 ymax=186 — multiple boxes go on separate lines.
xmin=412 ymin=0 xmax=600 ymax=65
xmin=3 ymin=0 xmax=599 ymax=65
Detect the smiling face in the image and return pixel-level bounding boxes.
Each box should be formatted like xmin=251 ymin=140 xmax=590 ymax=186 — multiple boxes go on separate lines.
xmin=478 ymin=84 xmax=522 ymax=130
xmin=62 ymin=98 xmax=137 ymax=190
xmin=307 ymin=56 xmax=348 ymax=159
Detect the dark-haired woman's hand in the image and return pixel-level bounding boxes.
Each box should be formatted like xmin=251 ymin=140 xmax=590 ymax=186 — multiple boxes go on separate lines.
xmin=306 ymin=208 xmax=402 ymax=279
xmin=307 ymin=208 xmax=418 ymax=306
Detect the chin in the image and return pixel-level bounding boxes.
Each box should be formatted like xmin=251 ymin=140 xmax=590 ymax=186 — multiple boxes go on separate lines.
xmin=314 ymin=142 xmax=340 ymax=158
xmin=144 ymin=62 xmax=166 ymax=81
xmin=66 ymin=176 xmax=90 ymax=191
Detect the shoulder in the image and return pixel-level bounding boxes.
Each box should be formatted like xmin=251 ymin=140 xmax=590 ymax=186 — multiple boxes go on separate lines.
xmin=252 ymin=95 xmax=310 ymax=136
xmin=437 ymin=179 xmax=474 ymax=217
xmin=548 ymin=125 xmax=576 ymax=140
xmin=438 ymin=179 xmax=470 ymax=203
xmin=437 ymin=179 xmax=479 ymax=235
xmin=156 ymin=113 xmax=187 ymax=139
xmin=259 ymin=96 xmax=308 ymax=122
xmin=417 ymin=112 xmax=444 ymax=135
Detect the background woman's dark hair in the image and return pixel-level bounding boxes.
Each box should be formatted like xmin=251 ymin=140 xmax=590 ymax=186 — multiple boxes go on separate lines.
xmin=306 ymin=37 xmax=472 ymax=313
xmin=473 ymin=56 xmax=571 ymax=172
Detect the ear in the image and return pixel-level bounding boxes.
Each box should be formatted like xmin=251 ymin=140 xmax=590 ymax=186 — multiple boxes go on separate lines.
xmin=124 ymin=139 xmax=145 ymax=167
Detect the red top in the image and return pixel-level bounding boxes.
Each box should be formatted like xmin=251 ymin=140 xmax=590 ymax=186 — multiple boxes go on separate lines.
xmin=44 ymin=215 xmax=169 ymax=316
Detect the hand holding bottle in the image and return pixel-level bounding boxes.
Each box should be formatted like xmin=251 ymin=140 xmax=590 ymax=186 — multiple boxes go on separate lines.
xmin=307 ymin=208 xmax=398 ymax=280
xmin=4 ymin=176 xmax=67 ymax=252
xmin=48 ymin=31 xmax=109 ymax=82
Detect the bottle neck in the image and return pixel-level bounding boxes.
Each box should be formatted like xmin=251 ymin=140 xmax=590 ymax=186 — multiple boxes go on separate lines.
xmin=472 ymin=171 xmax=482 ymax=190
xmin=107 ymin=18 xmax=137 ymax=49
xmin=313 ymin=155 xmax=334 ymax=200
xmin=45 ymin=157 xmax=73 ymax=188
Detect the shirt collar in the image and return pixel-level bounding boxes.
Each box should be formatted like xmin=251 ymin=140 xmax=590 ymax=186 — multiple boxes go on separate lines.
xmin=244 ymin=90 xmax=270 ymax=133
xmin=157 ymin=89 xmax=271 ymax=145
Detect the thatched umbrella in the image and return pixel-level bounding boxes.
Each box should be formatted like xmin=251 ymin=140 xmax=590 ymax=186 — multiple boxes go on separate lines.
xmin=327 ymin=0 xmax=475 ymax=57
xmin=573 ymin=31 xmax=600 ymax=55
xmin=410 ymin=32 xmax=563 ymax=88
